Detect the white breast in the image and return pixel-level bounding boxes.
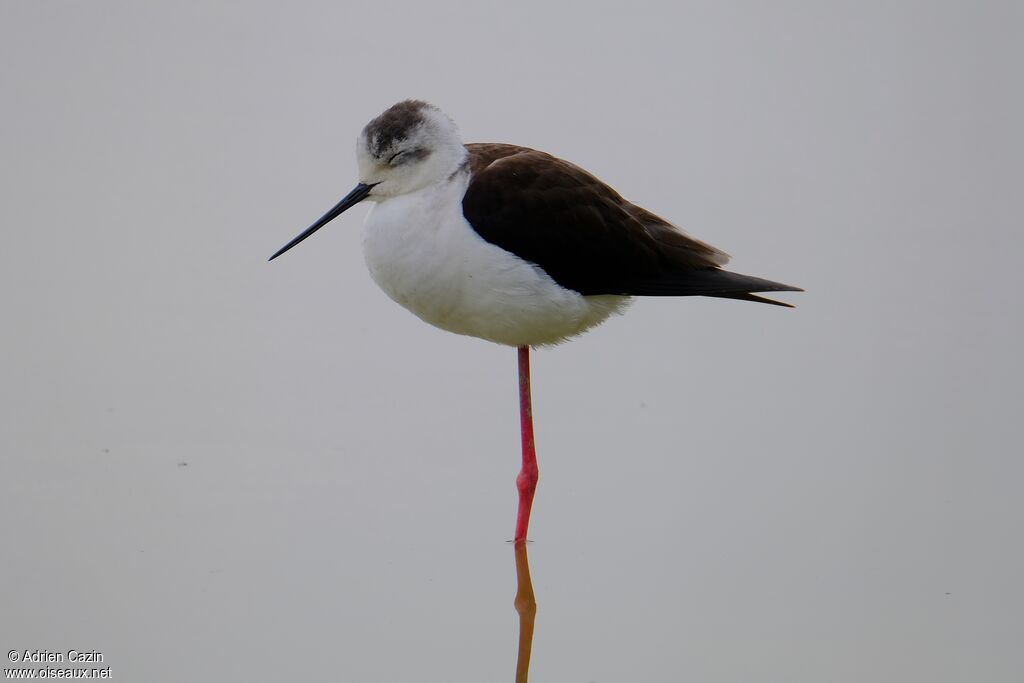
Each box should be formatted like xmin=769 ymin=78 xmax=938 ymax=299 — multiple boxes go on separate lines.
xmin=360 ymin=173 xmax=629 ymax=347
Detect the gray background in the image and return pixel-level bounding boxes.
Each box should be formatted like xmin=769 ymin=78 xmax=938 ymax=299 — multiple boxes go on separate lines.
xmin=2 ymin=1 xmax=1021 ymax=681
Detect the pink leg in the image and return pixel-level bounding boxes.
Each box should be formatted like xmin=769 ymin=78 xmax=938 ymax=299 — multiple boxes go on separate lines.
xmin=514 ymin=345 xmax=539 ymax=542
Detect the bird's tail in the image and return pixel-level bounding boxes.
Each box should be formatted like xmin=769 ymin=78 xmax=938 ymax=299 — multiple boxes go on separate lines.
xmin=625 ymin=268 xmax=803 ymax=306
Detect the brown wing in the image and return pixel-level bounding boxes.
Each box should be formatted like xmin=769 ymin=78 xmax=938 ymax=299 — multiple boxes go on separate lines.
xmin=462 ymin=143 xmax=800 ymax=301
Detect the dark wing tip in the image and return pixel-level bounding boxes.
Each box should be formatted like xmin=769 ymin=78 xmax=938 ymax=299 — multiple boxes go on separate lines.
xmin=708 ymin=292 xmax=797 ymax=307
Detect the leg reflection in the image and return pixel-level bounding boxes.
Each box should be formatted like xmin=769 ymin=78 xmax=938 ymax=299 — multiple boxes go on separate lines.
xmin=513 ymin=540 xmax=537 ymax=683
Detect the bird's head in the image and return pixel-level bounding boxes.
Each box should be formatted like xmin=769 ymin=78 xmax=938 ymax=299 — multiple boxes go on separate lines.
xmin=269 ymin=99 xmax=466 ymax=261
xmin=356 ymin=99 xmax=467 ymax=199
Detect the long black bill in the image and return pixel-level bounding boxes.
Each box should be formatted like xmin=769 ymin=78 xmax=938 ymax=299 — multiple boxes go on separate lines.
xmin=268 ymin=182 xmax=375 ymax=261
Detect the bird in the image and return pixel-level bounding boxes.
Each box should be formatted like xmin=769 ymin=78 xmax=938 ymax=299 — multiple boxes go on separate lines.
xmin=270 ymin=99 xmax=801 ymax=542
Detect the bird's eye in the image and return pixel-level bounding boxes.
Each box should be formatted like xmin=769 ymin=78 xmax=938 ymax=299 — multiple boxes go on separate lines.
xmin=387 ymin=148 xmax=428 ymax=165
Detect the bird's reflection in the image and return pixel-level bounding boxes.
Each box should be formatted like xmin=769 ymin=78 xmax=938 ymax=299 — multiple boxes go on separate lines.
xmin=512 ymin=541 xmax=537 ymax=683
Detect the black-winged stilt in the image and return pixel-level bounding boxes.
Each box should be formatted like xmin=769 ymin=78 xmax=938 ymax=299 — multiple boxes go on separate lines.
xmin=270 ymin=99 xmax=801 ymax=541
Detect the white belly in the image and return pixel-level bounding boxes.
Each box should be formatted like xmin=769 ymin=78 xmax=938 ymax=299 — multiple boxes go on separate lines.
xmin=360 ymin=177 xmax=629 ymax=347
